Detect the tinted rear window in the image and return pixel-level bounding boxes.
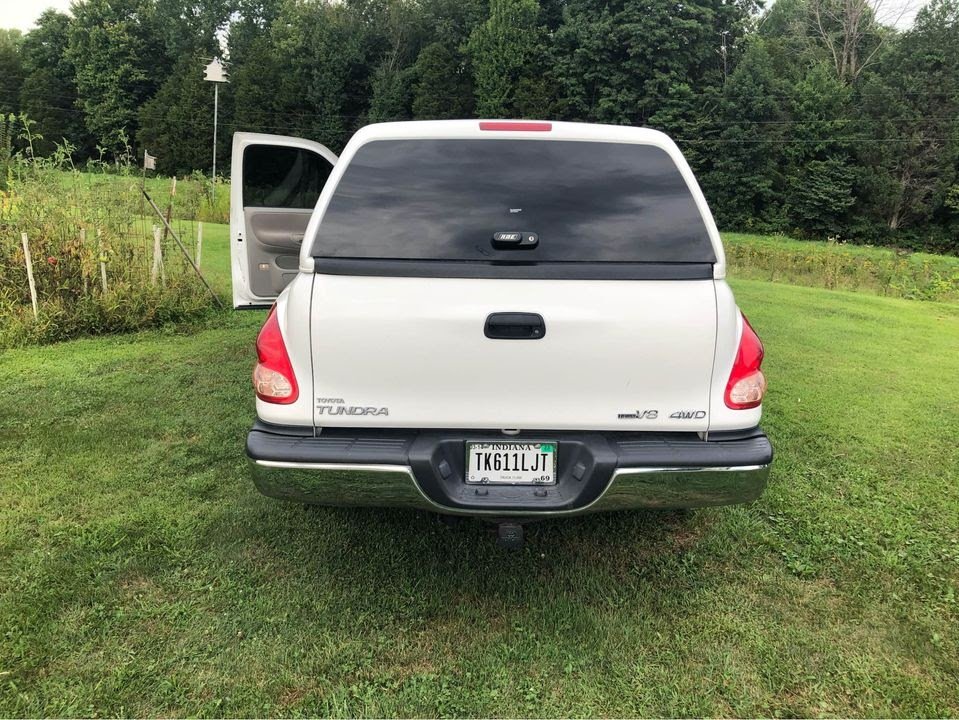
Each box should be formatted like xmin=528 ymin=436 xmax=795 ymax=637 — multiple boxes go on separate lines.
xmin=311 ymin=139 xmax=715 ymax=263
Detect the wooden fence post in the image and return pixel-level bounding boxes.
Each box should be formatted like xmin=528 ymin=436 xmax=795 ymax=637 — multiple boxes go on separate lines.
xmin=20 ymin=232 xmax=38 ymax=319
xmin=160 ymin=177 xmax=177 ymax=246
xmin=141 ymin=188 xmax=224 ymax=309
xmin=98 ymin=230 xmax=108 ymax=293
xmin=79 ymin=228 xmax=88 ymax=293
xmin=151 ymin=225 xmax=163 ymax=285
xmin=195 ymin=221 xmax=203 ymax=269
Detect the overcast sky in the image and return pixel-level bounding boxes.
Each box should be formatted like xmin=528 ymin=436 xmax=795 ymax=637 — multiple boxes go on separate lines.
xmin=2 ymin=0 xmax=74 ymax=32
xmin=0 ymin=0 xmax=932 ymax=33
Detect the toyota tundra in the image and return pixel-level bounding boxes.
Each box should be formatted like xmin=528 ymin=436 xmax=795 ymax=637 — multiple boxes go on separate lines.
xmin=230 ymin=120 xmax=773 ymax=544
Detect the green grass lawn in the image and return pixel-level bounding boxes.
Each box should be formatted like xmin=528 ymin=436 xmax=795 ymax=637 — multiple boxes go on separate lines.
xmin=2 ymin=229 xmax=958 ymax=716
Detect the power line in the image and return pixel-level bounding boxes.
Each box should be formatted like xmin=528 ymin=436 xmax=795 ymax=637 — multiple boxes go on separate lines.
xmin=2 ymin=94 xmax=957 ymax=130
xmin=3 ymin=75 xmax=959 ymax=107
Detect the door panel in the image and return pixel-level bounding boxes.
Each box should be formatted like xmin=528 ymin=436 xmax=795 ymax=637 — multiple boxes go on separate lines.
xmin=243 ymin=208 xmax=310 ymax=298
xmin=247 ymin=208 xmax=309 ymax=250
xmin=230 ymin=133 xmax=337 ymax=308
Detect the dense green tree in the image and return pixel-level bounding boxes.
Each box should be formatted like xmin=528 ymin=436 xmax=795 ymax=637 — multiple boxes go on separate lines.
xmin=781 ymin=62 xmax=857 ymax=235
xmin=365 ymin=0 xmax=428 ymax=122
xmin=224 ymin=0 xmax=286 ymax=63
xmin=551 ymin=0 xmax=757 ymax=125
xmin=855 ymin=0 xmax=959 ymax=247
xmin=67 ymin=0 xmax=172 ymax=153
xmin=17 ymin=11 xmax=93 ymax=157
xmin=228 ymin=1 xmax=375 ymax=150
xmin=304 ymin=3 xmax=374 ymax=150
xmin=758 ymin=0 xmax=809 ymax=42
xmin=0 ymin=29 xmax=23 ymax=117
xmin=411 ymin=42 xmax=474 ymax=119
xmin=138 ymin=54 xmax=224 ymax=174
xmin=229 ymin=37 xmax=278 ymax=137
xmin=153 ymin=0 xmax=233 ymax=56
xmin=786 ymin=158 xmax=857 ymax=236
xmin=230 ymin=21 xmax=290 ymax=135
xmin=386 ymin=0 xmax=483 ymax=120
xmin=701 ymin=39 xmax=788 ymax=231
xmin=368 ymin=61 xmax=414 ymax=122
xmin=467 ymin=0 xmax=545 ymax=117
xmin=646 ymin=83 xmax=722 ymax=177
xmin=416 ymin=0 xmax=486 ymax=50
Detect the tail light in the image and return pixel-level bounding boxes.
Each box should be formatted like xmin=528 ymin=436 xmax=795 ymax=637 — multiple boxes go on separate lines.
xmin=724 ymin=313 xmax=767 ymax=410
xmin=479 ymin=121 xmax=552 ymax=132
xmin=253 ymin=306 xmax=299 ymax=404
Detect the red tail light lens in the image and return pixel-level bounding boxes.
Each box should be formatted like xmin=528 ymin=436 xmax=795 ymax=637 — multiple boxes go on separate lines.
xmin=724 ymin=313 xmax=767 ymax=410
xmin=479 ymin=121 xmax=552 ymax=132
xmin=253 ymin=306 xmax=299 ymax=404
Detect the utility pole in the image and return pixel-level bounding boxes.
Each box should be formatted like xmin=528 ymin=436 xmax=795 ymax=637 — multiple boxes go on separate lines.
xmin=720 ymin=31 xmax=730 ymax=83
xmin=203 ymin=58 xmax=228 ymax=201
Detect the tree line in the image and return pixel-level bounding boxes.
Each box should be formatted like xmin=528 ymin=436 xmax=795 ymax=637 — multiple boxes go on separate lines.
xmin=1 ymin=0 xmax=957 ymax=253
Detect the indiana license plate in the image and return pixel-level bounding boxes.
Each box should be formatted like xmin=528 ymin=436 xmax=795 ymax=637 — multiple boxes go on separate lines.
xmin=465 ymin=441 xmax=557 ymax=485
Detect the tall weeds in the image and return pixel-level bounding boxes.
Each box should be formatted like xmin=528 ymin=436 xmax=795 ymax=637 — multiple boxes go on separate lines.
xmin=0 ymin=116 xmax=216 ymax=348
xmin=725 ymin=234 xmax=959 ymax=303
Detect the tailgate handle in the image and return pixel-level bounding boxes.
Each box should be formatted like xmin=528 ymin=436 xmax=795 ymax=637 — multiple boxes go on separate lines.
xmin=484 ymin=312 xmax=545 ymax=340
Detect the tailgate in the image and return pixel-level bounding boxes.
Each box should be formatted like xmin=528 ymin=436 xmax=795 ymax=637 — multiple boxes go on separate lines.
xmin=310 ymin=275 xmax=717 ymax=431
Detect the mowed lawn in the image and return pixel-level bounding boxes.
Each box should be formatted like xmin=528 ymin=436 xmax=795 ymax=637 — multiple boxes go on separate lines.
xmin=1 ymin=227 xmax=958 ymax=716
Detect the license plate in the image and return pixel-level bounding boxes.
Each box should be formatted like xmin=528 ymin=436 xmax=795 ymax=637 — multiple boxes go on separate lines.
xmin=465 ymin=441 xmax=557 ymax=485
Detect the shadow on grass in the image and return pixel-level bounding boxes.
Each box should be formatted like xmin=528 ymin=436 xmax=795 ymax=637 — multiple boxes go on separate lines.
xmin=205 ymin=496 xmax=728 ymax=620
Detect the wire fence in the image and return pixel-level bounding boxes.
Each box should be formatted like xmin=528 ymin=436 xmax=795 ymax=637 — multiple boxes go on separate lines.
xmin=0 ymin=144 xmax=223 ymax=347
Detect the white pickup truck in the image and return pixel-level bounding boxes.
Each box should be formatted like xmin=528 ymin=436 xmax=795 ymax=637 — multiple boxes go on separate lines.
xmin=230 ymin=120 xmax=772 ymax=544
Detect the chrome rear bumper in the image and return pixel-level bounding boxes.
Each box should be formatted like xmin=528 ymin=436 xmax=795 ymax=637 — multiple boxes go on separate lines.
xmin=251 ymin=458 xmax=771 ymax=517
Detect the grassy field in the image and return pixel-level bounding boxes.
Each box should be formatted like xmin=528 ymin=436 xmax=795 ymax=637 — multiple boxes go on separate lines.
xmin=1 ymin=227 xmax=958 ymax=716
